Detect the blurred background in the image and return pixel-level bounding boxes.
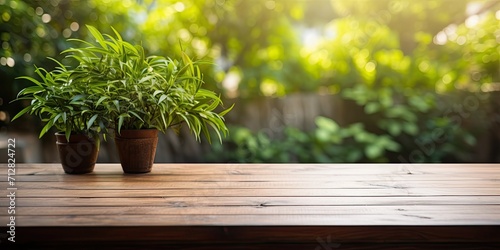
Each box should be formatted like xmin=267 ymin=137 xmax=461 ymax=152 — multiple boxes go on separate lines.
xmin=1 ymin=0 xmax=499 ymax=164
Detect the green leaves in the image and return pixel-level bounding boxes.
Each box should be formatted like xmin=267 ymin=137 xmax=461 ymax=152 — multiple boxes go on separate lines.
xmin=87 ymin=114 xmax=99 ymax=130
xmin=117 ymin=113 xmax=130 ymax=135
xmin=73 ymin=26 xmax=232 ymax=141
xmin=11 ymin=105 xmax=33 ymax=121
xmin=207 ymin=117 xmax=401 ymax=163
xmin=364 ymin=102 xmax=380 ymax=114
xmin=11 ymin=29 xmax=113 ymax=142
xmin=86 ymin=25 xmax=109 ymax=50
xmin=13 ymin=25 xmax=231 ymax=145
xmin=158 ymin=94 xmax=168 ymax=104
xmin=96 ymin=96 xmax=109 ymax=106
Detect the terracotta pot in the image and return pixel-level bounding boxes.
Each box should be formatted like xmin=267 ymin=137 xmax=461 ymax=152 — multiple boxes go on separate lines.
xmin=55 ymin=132 xmax=98 ymax=174
xmin=115 ymin=129 xmax=158 ymax=173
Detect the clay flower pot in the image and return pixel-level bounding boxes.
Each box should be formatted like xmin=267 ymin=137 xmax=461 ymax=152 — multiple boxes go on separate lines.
xmin=55 ymin=132 xmax=98 ymax=174
xmin=115 ymin=129 xmax=158 ymax=174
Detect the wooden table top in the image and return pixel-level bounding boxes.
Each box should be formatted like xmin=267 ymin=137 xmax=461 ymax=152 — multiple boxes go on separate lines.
xmin=1 ymin=163 xmax=500 ymax=249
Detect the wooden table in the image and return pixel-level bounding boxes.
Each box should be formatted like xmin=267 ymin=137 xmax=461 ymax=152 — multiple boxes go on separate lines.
xmin=1 ymin=163 xmax=500 ymax=249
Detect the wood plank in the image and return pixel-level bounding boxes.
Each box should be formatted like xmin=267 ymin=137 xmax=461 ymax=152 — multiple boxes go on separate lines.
xmin=9 ymin=242 xmax=500 ymax=250
xmin=4 ymin=195 xmax=499 ymax=207
xmin=4 ymin=163 xmax=500 ymax=176
xmin=10 ymin=226 xmax=500 ymax=243
xmin=7 ymin=180 xmax=500 ymax=189
xmin=7 ymin=163 xmax=500 ymax=171
xmin=13 ymin=205 xmax=500 ymax=216
xmin=7 ymin=214 xmax=500 ymax=226
xmin=3 ymin=173 xmax=500 ymax=182
xmin=12 ymin=187 xmax=500 ymax=198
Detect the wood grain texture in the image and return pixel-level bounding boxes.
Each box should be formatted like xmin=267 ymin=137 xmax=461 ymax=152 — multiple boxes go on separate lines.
xmin=0 ymin=163 xmax=499 ymax=249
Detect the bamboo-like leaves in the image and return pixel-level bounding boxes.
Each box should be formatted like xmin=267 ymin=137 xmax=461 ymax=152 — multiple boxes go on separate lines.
xmin=12 ymin=35 xmax=111 ymax=142
xmin=87 ymin=114 xmax=99 ymax=130
xmin=86 ymin=25 xmax=108 ymax=50
xmin=11 ymin=105 xmax=33 ymax=122
xmin=14 ymin=25 xmax=232 ymax=144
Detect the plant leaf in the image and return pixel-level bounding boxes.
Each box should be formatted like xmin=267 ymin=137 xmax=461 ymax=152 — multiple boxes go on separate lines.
xmin=86 ymin=25 xmax=108 ymax=49
xmin=40 ymin=119 xmax=54 ymax=138
xmin=11 ymin=106 xmax=33 ymax=121
xmin=96 ymin=96 xmax=109 ymax=106
xmin=87 ymin=114 xmax=98 ymax=130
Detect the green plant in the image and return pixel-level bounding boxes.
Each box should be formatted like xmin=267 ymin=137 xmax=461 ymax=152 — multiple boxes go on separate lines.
xmin=64 ymin=25 xmax=232 ymax=142
xmin=11 ymin=58 xmax=108 ymax=144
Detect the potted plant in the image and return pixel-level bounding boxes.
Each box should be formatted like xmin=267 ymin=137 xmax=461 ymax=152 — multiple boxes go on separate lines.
xmin=66 ymin=26 xmax=233 ymax=173
xmin=12 ymin=58 xmax=109 ymax=174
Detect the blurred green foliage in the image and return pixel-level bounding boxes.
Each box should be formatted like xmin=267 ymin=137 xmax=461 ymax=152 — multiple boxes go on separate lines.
xmin=1 ymin=0 xmax=499 ymax=162
xmin=205 ymin=115 xmax=477 ymax=163
xmin=206 ymin=117 xmax=402 ymax=163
